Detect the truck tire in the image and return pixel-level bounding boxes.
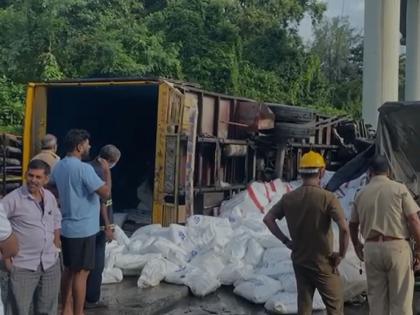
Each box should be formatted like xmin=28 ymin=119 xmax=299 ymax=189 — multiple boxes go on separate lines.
xmin=268 ymin=104 xmax=315 ymax=123
xmin=274 ymin=122 xmax=315 ymax=140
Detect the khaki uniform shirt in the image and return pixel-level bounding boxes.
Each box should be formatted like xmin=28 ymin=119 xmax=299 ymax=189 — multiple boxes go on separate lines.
xmin=269 ymin=185 xmax=346 ymax=272
xmin=350 ymin=175 xmax=419 ymax=239
xmin=32 ymin=150 xmax=60 ymax=170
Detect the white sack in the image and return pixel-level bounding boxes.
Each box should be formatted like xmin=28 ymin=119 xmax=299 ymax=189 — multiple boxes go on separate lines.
xmin=104 ymin=241 xmax=125 ymax=270
xmin=219 ymin=206 xmax=244 ymax=228
xmin=130 ymin=224 xmax=162 ymax=240
xmin=167 ymin=224 xmax=188 ymax=245
xmin=189 ymin=251 xmax=225 ymax=278
xmin=102 ymin=268 xmax=123 ymax=284
xmin=233 ymin=275 xmax=283 ymax=304
xmin=137 ymin=258 xmax=178 ymax=288
xmin=184 ymin=270 xmax=221 ymax=297
xmin=256 ymin=234 xmax=283 ymax=249
xmin=219 ymin=263 xmax=253 ymax=286
xmin=262 ymin=247 xmax=291 ymax=264
xmin=244 ymin=239 xmax=264 ymax=266
xmin=164 ymin=265 xmax=197 ymax=285
xmin=276 ymin=272 xmax=297 ymax=292
xmin=135 ymin=237 xmax=157 ymax=254
xmin=127 ymin=239 xmax=143 ymax=253
xmin=222 ymin=235 xmax=249 ymax=262
xmin=114 ymin=225 xmax=130 ymax=248
xmin=186 ymin=215 xmax=233 ymax=250
xmin=142 ymin=238 xmax=189 ymax=266
xmin=114 ymin=253 xmax=162 ymax=270
xmin=264 ymin=290 xmax=325 ymax=314
xmin=256 ymin=259 xmax=294 ymax=280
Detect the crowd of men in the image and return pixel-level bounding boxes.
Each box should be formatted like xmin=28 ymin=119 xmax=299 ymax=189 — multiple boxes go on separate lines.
xmin=0 ymin=130 xmax=419 ymax=315
xmin=0 ymin=129 xmax=120 ymax=315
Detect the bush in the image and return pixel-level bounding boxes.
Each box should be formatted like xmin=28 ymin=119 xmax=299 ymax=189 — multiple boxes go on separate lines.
xmin=0 ymin=76 xmax=25 ymax=130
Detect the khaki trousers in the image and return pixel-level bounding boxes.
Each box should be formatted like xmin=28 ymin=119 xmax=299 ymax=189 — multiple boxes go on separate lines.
xmin=364 ymin=240 xmax=414 ymax=315
xmin=293 ymin=263 xmax=344 ymax=315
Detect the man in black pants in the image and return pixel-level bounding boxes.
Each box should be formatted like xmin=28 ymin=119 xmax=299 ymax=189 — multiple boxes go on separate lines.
xmin=85 ymin=144 xmax=121 ymax=309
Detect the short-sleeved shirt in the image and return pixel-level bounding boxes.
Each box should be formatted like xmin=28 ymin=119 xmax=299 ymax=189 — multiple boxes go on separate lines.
xmin=52 ymin=156 xmax=104 ymax=238
xmin=269 ymin=185 xmax=345 ymax=272
xmin=350 ymin=175 xmax=419 ymax=239
xmin=1 ymin=186 xmax=61 ymax=271
xmin=31 ymin=150 xmax=60 ymax=171
xmin=0 ymin=205 xmax=12 ymax=242
xmin=0 ymin=205 xmax=12 ymax=315
xmin=89 ymin=161 xmax=113 ymax=227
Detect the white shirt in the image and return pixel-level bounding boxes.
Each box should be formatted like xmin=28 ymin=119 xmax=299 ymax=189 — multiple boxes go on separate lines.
xmin=0 ymin=204 xmax=12 ymax=315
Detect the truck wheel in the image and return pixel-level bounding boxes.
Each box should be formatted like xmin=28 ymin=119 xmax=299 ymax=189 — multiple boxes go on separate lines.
xmin=268 ymin=104 xmax=315 ymax=123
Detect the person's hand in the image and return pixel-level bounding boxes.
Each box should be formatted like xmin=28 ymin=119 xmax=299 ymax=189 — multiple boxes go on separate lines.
xmin=98 ymin=157 xmax=110 ymax=171
xmin=414 ymin=251 xmax=420 ymax=271
xmin=104 ymin=226 xmax=114 ymax=243
xmin=355 ymin=243 xmax=364 ymax=262
xmin=283 ymin=238 xmax=294 ymax=250
xmin=54 ymin=236 xmax=61 ymax=250
xmin=4 ymin=258 xmax=12 ymax=273
xmin=329 ymin=252 xmax=343 ymax=274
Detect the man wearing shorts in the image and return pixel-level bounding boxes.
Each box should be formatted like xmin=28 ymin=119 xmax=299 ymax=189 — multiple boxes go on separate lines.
xmin=52 ymin=129 xmax=111 ymax=315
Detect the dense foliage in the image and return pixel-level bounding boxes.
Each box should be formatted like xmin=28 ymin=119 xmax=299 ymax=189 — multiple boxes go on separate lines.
xmin=0 ymin=0 xmax=363 ymax=131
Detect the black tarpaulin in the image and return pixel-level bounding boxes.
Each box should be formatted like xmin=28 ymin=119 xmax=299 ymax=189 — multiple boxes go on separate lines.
xmin=376 ymin=101 xmax=420 ymax=198
xmin=326 ymin=101 xmax=420 ymax=199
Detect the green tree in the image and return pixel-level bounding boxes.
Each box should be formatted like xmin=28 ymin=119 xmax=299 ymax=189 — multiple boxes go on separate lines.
xmin=311 ymin=16 xmax=363 ymax=117
xmin=0 ymin=76 xmax=25 ymax=129
xmin=2 ymin=0 xmax=367 ymax=131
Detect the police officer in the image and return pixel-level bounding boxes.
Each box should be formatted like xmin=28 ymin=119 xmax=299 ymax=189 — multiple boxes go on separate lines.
xmin=264 ymin=151 xmax=349 ymax=315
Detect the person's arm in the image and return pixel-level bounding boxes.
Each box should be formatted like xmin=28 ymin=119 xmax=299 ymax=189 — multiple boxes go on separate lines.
xmin=95 ymin=159 xmax=111 ymax=200
xmin=50 ymin=193 xmax=62 ymax=249
xmin=400 ymin=185 xmax=420 ymax=259
xmin=0 ymin=233 xmax=18 ymax=259
xmin=100 ymin=202 xmax=114 ymax=242
xmin=407 ymin=212 xmax=420 ymax=244
xmin=263 ymin=199 xmax=293 ymax=249
xmin=349 ymin=201 xmax=364 ymax=261
xmin=349 ymin=221 xmax=364 ymax=261
xmin=83 ymin=161 xmax=111 ymax=200
xmin=328 ymin=196 xmax=350 ymax=269
xmin=0 ymin=203 xmax=18 ymax=259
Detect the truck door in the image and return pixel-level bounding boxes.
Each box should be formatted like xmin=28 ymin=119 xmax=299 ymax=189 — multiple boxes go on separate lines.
xmin=152 ymin=82 xmax=185 ymax=226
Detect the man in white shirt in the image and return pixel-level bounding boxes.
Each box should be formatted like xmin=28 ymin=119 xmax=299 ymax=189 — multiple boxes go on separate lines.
xmin=0 ymin=204 xmax=18 ymax=315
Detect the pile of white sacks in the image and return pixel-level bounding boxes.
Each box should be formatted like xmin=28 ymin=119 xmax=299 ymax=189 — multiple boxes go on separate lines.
xmin=104 ymin=171 xmax=368 ymax=314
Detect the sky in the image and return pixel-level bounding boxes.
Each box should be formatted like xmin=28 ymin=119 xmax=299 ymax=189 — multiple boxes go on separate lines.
xmin=299 ymin=0 xmax=365 ymax=42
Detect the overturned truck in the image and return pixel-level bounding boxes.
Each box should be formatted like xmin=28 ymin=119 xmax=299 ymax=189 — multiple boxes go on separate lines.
xmin=23 ymin=78 xmax=368 ymax=227
xmin=327 ymin=101 xmax=420 ymax=202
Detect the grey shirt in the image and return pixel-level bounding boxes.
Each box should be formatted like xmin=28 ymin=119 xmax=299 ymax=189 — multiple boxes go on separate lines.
xmin=1 ymin=186 xmax=61 ymax=271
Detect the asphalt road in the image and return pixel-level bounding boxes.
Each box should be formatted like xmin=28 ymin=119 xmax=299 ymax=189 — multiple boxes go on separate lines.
xmin=88 ymin=278 xmax=373 ymax=315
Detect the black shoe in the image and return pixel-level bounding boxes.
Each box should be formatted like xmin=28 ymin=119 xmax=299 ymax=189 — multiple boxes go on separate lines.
xmin=84 ymin=301 xmax=108 ymax=309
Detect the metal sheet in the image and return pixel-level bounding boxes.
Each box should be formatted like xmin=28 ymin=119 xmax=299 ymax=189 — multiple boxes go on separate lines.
xmin=217 ymin=99 xmax=231 ymax=138
xmin=200 ymin=96 xmax=215 ymax=136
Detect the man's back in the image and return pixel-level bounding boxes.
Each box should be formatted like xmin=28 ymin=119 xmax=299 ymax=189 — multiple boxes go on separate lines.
xmin=52 ymin=156 xmax=103 ymax=238
xmin=353 ymin=175 xmax=418 ymax=240
xmin=280 ymin=185 xmax=344 ymax=271
xmin=32 ymin=150 xmax=60 ymax=170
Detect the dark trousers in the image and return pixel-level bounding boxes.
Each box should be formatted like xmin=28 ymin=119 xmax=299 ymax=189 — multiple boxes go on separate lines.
xmin=293 ymin=263 xmax=344 ymax=315
xmin=85 ymin=231 xmax=106 ymax=303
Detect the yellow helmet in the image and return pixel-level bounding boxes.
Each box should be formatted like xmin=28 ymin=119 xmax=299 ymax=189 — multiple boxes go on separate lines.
xmin=299 ymin=151 xmax=326 ymax=172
